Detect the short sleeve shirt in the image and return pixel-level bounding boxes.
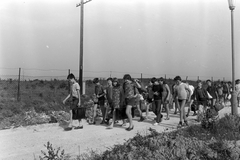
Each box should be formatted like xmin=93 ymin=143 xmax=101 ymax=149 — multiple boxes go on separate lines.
xmin=71 ymin=82 xmax=80 ymax=98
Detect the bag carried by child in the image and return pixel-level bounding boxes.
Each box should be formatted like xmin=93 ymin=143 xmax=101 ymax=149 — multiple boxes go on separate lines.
xmin=72 ymin=107 xmax=86 ymax=120
xmin=214 ymin=103 xmax=224 ymax=112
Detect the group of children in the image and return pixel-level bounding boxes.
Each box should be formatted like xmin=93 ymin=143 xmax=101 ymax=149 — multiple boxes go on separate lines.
xmin=62 ymin=73 xmax=240 ymax=130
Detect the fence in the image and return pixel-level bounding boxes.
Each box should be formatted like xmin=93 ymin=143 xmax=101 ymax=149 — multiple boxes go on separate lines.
xmin=0 ymin=67 xmax=229 ymax=101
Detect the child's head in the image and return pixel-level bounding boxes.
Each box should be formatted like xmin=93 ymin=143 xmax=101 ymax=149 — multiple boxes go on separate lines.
xmin=206 ymin=79 xmax=212 ymax=86
xmin=236 ymin=79 xmax=240 ymax=84
xmin=173 ymin=76 xmax=182 ymax=85
xmin=158 ymin=77 xmax=164 ymax=84
xmin=151 ymin=77 xmax=158 ymax=85
xmin=107 ymin=77 xmax=113 ymax=86
xmin=149 ymin=80 xmax=153 ymax=86
xmin=67 ymin=73 xmax=75 ymax=83
xmin=123 ymin=74 xmax=132 ymax=83
xmin=112 ymin=77 xmax=120 ymax=87
xmin=197 ymin=80 xmax=202 ymax=88
xmin=93 ymin=78 xmax=100 ymax=85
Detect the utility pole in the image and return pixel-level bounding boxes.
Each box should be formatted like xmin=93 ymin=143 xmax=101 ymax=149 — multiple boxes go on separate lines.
xmin=76 ymin=0 xmax=92 ymax=95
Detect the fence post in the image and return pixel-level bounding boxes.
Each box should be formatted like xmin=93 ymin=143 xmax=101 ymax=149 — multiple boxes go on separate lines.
xmin=17 ymin=68 xmax=21 ymax=101
xmin=165 ymin=74 xmax=166 ymax=80
xmin=141 ymin=73 xmax=142 ymax=82
xmin=186 ymin=76 xmax=188 ymax=81
xmin=68 ymin=69 xmax=71 ymax=94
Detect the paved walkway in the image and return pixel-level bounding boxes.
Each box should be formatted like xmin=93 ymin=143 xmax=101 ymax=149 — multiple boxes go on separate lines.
xmin=0 ymin=105 xmax=239 ymax=160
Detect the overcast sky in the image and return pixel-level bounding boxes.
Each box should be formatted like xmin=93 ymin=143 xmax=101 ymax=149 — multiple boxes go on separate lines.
xmin=0 ymin=0 xmax=239 ymax=80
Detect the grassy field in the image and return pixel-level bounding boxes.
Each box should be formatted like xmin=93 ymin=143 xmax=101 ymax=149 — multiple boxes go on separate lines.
xmin=0 ymin=78 xmax=203 ymax=129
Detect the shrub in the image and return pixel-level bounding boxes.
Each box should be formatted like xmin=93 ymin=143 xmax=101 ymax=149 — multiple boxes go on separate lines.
xmin=58 ymin=82 xmax=68 ymax=89
xmin=49 ymin=83 xmax=55 ymax=90
xmin=39 ymin=142 xmax=65 ymax=160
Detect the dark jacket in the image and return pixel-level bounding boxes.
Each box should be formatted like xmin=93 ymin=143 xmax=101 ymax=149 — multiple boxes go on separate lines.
xmin=152 ymin=84 xmax=163 ymax=100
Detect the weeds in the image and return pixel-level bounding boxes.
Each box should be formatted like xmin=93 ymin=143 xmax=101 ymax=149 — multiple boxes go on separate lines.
xmin=39 ymin=142 xmax=65 ymax=160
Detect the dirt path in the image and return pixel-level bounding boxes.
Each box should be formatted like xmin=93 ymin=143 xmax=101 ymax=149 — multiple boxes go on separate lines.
xmin=0 ymin=106 xmax=237 ymax=160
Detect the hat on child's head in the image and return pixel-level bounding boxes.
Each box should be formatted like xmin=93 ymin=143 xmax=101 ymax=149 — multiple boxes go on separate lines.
xmin=174 ymin=76 xmax=181 ymax=81
xmin=93 ymin=78 xmax=99 ymax=84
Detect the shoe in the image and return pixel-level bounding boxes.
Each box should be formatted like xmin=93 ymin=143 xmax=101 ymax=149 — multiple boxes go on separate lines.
xmin=186 ymin=114 xmax=189 ymax=117
xmin=184 ymin=120 xmax=188 ymax=126
xmin=121 ymin=123 xmax=127 ymax=127
xmin=64 ymin=127 xmax=73 ymax=131
xmin=165 ymin=117 xmax=170 ymax=120
xmin=106 ymin=126 xmax=113 ymax=129
xmin=74 ymin=126 xmax=83 ymax=129
xmin=178 ymin=121 xmax=183 ymax=127
xmin=138 ymin=116 xmax=145 ymax=122
xmin=153 ymin=122 xmax=158 ymax=126
xmin=126 ymin=126 xmax=134 ymax=131
xmin=89 ymin=122 xmax=96 ymax=125
xmin=160 ymin=118 xmax=163 ymax=122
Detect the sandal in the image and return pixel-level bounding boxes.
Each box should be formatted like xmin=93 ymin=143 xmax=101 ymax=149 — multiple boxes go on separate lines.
xmin=64 ymin=127 xmax=73 ymax=131
xmin=74 ymin=126 xmax=83 ymax=129
xmin=106 ymin=126 xmax=113 ymax=129
xmin=165 ymin=117 xmax=170 ymax=120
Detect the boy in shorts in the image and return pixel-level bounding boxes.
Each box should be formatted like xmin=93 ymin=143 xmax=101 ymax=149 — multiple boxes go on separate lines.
xmin=173 ymin=76 xmax=191 ymax=127
xmin=63 ymin=73 xmax=83 ymax=130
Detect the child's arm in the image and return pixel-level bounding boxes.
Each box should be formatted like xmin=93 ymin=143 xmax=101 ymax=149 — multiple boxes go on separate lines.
xmin=166 ymin=84 xmax=171 ymax=100
xmin=63 ymin=94 xmax=71 ymax=104
xmin=77 ymin=89 xmax=81 ymax=107
xmin=185 ymin=85 xmax=191 ymax=101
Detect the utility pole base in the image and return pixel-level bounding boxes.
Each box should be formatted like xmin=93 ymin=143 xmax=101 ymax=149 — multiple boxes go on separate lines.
xmin=231 ymin=91 xmax=238 ymax=115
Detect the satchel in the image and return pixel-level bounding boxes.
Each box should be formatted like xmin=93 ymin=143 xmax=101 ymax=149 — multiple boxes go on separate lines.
xmin=214 ymin=103 xmax=224 ymax=112
xmin=72 ymin=107 xmax=86 ymax=120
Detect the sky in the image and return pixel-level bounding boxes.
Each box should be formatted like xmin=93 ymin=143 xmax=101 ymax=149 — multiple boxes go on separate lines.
xmin=0 ymin=0 xmax=240 ymax=81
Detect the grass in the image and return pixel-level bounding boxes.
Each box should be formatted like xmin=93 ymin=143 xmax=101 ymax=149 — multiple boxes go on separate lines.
xmin=38 ymin=114 xmax=240 ymax=160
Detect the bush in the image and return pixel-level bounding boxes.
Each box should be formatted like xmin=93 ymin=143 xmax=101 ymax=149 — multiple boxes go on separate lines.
xmin=58 ymin=82 xmax=68 ymax=89
xmin=39 ymin=142 xmax=66 ymax=160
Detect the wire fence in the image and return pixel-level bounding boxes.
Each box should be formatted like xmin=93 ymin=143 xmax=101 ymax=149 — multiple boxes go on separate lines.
xmin=0 ymin=67 xmax=228 ymax=82
xmin=0 ymin=67 xmax=231 ymax=102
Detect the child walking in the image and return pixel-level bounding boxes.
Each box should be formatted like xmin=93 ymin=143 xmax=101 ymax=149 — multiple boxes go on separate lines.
xmin=123 ymin=74 xmax=138 ymax=131
xmin=173 ymin=76 xmax=191 ymax=127
xmin=107 ymin=78 xmax=124 ymax=129
xmin=159 ymin=77 xmax=171 ymax=120
xmin=151 ymin=77 xmax=163 ymax=126
xmin=92 ymin=78 xmax=106 ymax=125
xmin=63 ymin=73 xmax=83 ymax=130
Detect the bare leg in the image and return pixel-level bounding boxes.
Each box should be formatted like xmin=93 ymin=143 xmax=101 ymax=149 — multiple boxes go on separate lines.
xmin=100 ymin=104 xmax=106 ymax=123
xmin=146 ymin=103 xmax=150 ymax=119
xmin=108 ymin=109 xmax=115 ymax=128
xmin=165 ymin=103 xmax=170 ymax=119
xmin=69 ymin=110 xmax=73 ymax=127
xmin=126 ymin=105 xmax=133 ymax=128
xmin=92 ymin=104 xmax=97 ymax=123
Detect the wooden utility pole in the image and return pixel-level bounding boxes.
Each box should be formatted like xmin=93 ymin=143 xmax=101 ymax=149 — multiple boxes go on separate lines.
xmin=76 ymin=0 xmax=92 ymax=95
xmin=17 ymin=68 xmax=21 ymax=101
